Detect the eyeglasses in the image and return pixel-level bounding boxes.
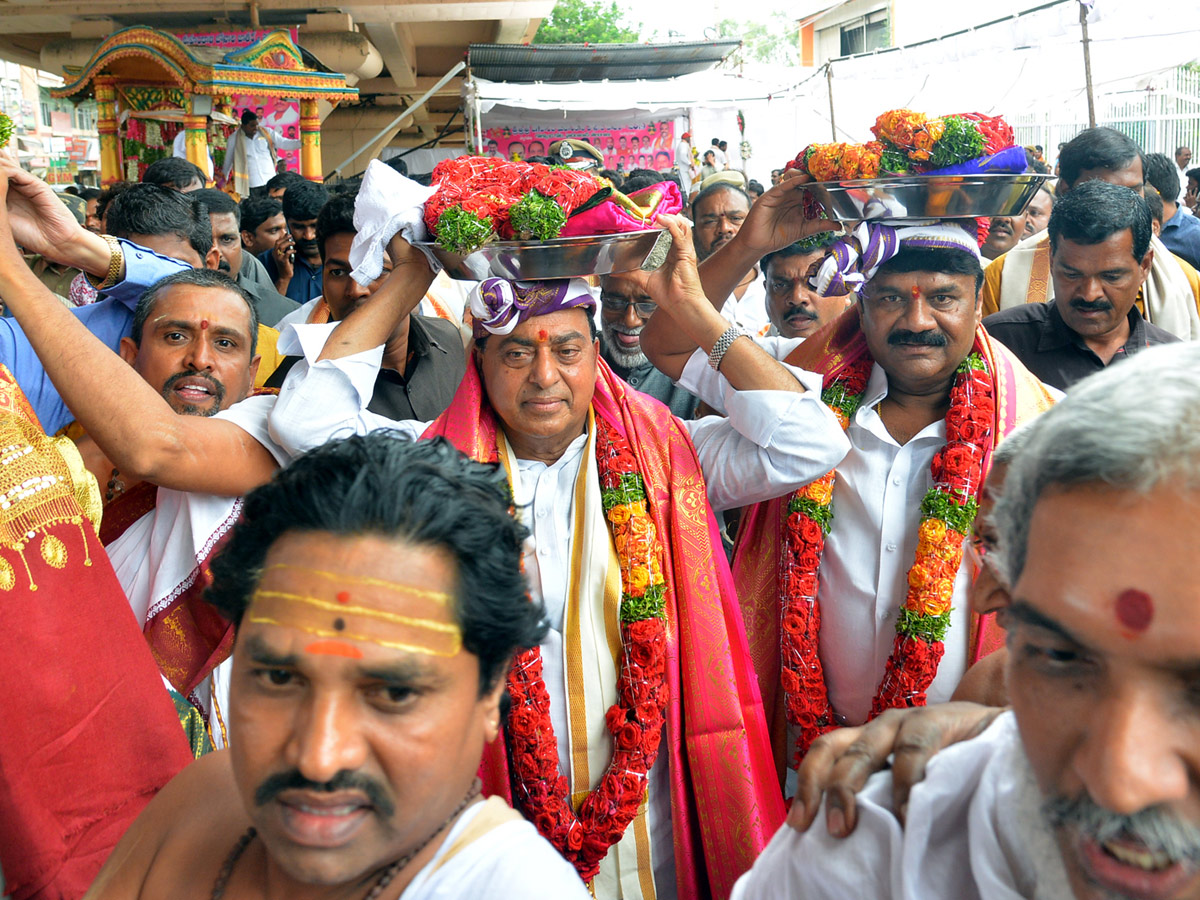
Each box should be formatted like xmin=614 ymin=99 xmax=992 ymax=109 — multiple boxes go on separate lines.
xmin=600 ymin=297 xmax=658 ymax=318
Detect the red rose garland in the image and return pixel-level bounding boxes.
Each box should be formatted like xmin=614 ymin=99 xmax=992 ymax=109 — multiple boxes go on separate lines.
xmin=781 ymin=352 xmax=995 ymax=767
xmin=504 ymin=416 xmax=669 ymax=882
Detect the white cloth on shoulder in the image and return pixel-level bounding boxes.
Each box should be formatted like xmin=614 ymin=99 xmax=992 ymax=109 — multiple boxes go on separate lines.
xmin=400 ymin=797 xmax=590 ymax=898
xmin=105 ymin=395 xmax=288 ymax=747
xmin=349 ymin=159 xmax=439 ymax=285
xmin=730 ymin=713 xmax=1073 ymax=900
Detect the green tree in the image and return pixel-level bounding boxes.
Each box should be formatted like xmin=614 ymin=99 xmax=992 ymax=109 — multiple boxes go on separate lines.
xmin=533 ymin=0 xmax=643 ymax=44
xmin=715 ymin=13 xmax=798 ymax=66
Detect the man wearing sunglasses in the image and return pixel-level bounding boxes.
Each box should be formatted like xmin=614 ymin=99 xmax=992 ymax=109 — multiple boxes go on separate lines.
xmin=598 ymin=271 xmax=699 ymax=418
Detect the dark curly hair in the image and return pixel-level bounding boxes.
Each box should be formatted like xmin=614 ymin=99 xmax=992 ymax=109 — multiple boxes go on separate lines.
xmin=205 ymin=433 xmax=546 ymax=694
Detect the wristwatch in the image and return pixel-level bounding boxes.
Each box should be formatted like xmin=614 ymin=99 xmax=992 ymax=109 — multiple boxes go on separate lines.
xmin=86 ymin=234 xmax=124 ymax=290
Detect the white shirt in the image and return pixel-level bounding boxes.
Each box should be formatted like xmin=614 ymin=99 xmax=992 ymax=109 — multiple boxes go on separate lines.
xmin=267 ymin=322 xmax=850 ymax=896
xmin=720 ymin=273 xmax=771 ymax=336
xmin=730 ymin=713 xmax=1073 ymax=900
xmin=711 ymin=146 xmax=727 ymax=169
xmin=402 ymin=799 xmax=590 ymax=898
xmin=275 ymin=295 xmax=322 ymax=330
xmin=678 ymin=347 xmax=971 ymax=727
xmin=222 ymin=126 xmax=302 ymax=188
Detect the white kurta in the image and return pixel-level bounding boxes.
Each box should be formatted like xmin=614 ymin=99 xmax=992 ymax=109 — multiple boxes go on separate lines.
xmin=401 ymin=798 xmax=591 ymax=898
xmin=267 ymin=322 xmax=850 ymax=897
xmin=222 ymin=127 xmax=302 ymax=188
xmin=678 ymin=347 xmax=972 ymax=728
xmin=730 ymin=713 xmax=1073 ymax=900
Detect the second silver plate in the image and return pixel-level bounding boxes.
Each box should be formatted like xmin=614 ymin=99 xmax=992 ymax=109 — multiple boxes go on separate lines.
xmin=808 ymin=173 xmax=1050 ymax=222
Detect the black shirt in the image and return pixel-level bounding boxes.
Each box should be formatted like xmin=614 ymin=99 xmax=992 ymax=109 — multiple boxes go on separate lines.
xmin=266 ymin=314 xmax=467 ymax=421
xmin=983 ymin=301 xmax=1178 ymax=391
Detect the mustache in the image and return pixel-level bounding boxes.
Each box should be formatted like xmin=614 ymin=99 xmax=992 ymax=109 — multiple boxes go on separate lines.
xmin=784 ymin=306 xmax=819 ymax=323
xmin=161 ymin=369 xmax=226 ymax=416
xmin=254 ymin=769 xmax=395 ymax=819
xmin=1070 ymin=298 xmax=1114 ymax=313
xmin=1043 ymin=793 xmax=1200 ymax=865
xmin=887 ymin=329 xmax=949 ymax=347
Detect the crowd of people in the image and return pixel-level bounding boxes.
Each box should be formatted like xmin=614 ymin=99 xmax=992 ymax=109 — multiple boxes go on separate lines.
xmin=2 ymin=119 xmax=1199 ymax=900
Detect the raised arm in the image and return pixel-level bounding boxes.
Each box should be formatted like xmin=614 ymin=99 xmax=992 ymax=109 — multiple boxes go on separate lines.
xmin=268 ymin=234 xmax=436 ymax=456
xmin=2 ymin=152 xmax=113 ymax=280
xmin=641 ymin=173 xmax=840 ymax=377
xmin=0 ymin=155 xmax=187 ymax=432
xmin=646 ymin=213 xmax=808 ymax=393
xmin=0 ymin=172 xmax=277 ymax=496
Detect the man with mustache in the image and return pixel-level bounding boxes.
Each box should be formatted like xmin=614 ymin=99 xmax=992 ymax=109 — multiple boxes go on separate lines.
xmin=643 ymin=200 xmax=1056 ymax=792
xmin=983 ymin=180 xmax=1177 ymax=391
xmin=981 ymin=211 xmax=1030 ymax=261
xmin=982 ymin=126 xmax=1200 ymax=340
xmin=762 ymin=234 xmax=850 ymax=340
xmin=193 ymin=188 xmax=299 ymax=327
xmin=597 ymin=271 xmax=699 ymax=418
xmin=732 ymin=340 xmax=1200 ymax=900
xmin=691 ymin=182 xmax=771 ymax=334
xmin=84 ymin=434 xmax=591 ymax=899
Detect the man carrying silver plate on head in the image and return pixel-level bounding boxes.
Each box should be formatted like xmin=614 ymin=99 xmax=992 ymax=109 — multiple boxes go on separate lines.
xmin=266 ymin=156 xmax=853 ymax=898
xmin=641 ymin=108 xmax=1059 ymax=796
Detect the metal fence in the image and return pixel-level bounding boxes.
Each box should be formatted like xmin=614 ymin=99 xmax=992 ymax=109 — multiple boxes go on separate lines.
xmin=1010 ymin=65 xmax=1200 ymax=157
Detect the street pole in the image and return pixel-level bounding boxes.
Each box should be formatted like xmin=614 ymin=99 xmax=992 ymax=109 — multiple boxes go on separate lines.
xmin=826 ymin=62 xmax=837 ymax=141
xmin=326 ymin=60 xmax=466 ymax=179
xmin=1079 ymin=1 xmax=1096 ymax=128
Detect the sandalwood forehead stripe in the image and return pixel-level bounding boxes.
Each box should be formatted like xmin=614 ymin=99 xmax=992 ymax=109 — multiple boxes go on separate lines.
xmin=262 ymin=563 xmax=452 ymax=605
xmin=252 ymin=589 xmax=459 ymax=636
xmin=249 ymin=615 xmax=462 ymax=657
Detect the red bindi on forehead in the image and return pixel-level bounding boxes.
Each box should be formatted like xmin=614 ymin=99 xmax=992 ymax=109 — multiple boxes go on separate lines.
xmin=200 ymin=319 xmax=209 ymax=330
xmin=1115 ymin=588 xmax=1154 ymax=633
xmin=910 ymin=285 xmax=921 ymax=300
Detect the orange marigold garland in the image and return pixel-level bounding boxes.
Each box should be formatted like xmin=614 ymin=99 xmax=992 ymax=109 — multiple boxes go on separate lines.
xmin=781 ymin=350 xmax=994 ymax=767
xmin=505 ymin=415 xmax=669 ymax=882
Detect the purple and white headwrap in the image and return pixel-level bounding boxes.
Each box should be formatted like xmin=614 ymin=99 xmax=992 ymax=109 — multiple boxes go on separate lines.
xmin=810 ymin=222 xmax=982 ymax=298
xmin=469 ymin=277 xmax=596 ymax=341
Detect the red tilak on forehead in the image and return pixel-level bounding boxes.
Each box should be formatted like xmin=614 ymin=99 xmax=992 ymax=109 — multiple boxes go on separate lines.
xmin=200 ymin=319 xmax=209 ymax=330
xmin=537 ymin=329 xmax=548 ymax=342
xmin=1115 ymin=589 xmax=1154 ymax=633
xmin=910 ymin=285 xmax=921 ymax=300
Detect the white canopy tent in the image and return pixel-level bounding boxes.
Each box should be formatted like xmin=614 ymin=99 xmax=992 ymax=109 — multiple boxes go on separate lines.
xmin=466 ymin=67 xmax=808 ymax=184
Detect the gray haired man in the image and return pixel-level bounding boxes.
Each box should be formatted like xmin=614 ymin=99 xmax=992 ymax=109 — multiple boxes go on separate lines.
xmin=732 ymin=341 xmax=1200 ymax=900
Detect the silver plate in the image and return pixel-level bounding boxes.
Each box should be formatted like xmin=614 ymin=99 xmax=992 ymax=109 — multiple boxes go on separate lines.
xmin=419 ymin=229 xmax=671 ymax=281
xmin=808 ymin=173 xmax=1051 ymax=222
